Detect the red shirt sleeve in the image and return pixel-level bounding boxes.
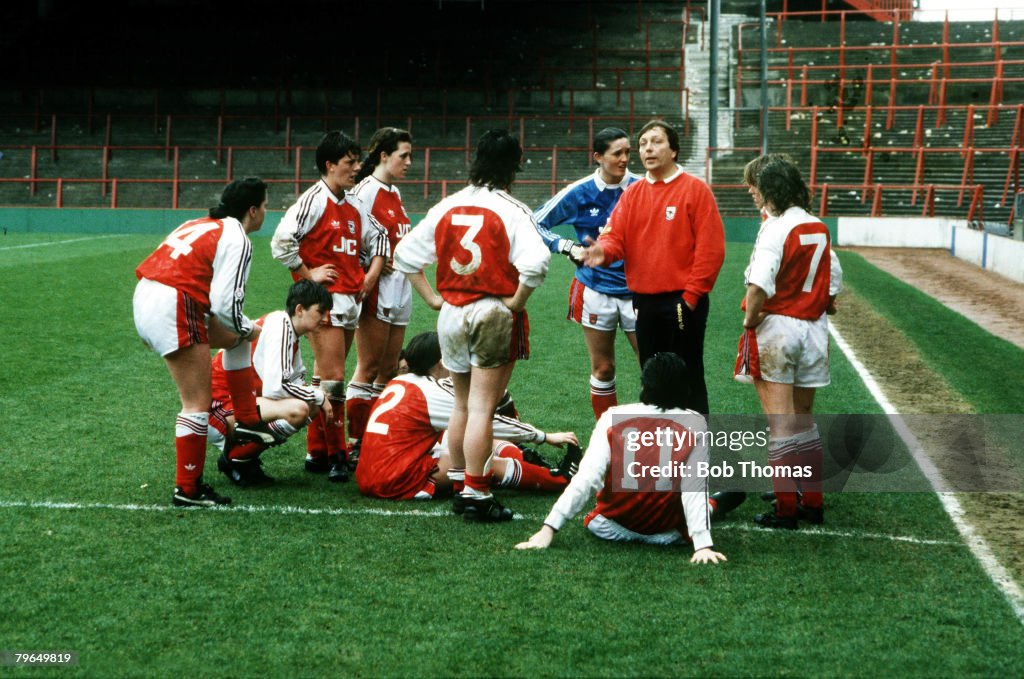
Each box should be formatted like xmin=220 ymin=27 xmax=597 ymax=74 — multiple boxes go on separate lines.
xmin=681 ymin=183 xmax=725 ymax=307
xmin=596 ymin=186 xmax=631 ymax=264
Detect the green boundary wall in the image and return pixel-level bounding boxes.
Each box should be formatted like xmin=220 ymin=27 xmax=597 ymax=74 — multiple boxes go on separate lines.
xmin=0 ymin=207 xmax=839 ymax=243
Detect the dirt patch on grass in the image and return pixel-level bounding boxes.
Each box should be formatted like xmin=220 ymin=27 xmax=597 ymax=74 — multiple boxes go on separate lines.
xmin=832 ymin=284 xmax=1024 ymax=586
xmin=830 ymin=292 xmax=972 ymax=415
xmin=845 ymin=247 xmax=1024 ymax=349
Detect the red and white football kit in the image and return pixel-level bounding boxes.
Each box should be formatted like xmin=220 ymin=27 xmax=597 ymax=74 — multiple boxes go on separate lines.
xmin=352 ymin=175 xmax=413 ymax=325
xmin=134 ymin=214 xmax=260 ymax=498
xmin=211 ymin=311 xmax=324 ymax=409
xmin=134 ymin=216 xmax=255 ymax=356
xmin=271 ymin=180 xmax=389 ymax=329
xmin=207 ymin=311 xmax=325 ymax=462
xmin=393 ymin=185 xmax=550 ymax=372
xmin=355 ymin=373 xmax=547 ymax=500
xmin=734 ymin=206 xmax=844 ymax=387
xmin=542 ymin=404 xmax=713 ymax=550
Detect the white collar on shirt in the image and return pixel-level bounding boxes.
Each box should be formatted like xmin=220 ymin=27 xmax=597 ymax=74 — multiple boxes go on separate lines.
xmin=593 ymin=169 xmax=632 ymax=191
xmin=320 ymin=179 xmax=348 ymax=204
xmin=645 ymin=164 xmax=684 ymax=184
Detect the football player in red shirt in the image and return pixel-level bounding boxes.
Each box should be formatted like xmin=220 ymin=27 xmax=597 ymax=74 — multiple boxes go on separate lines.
xmin=346 ymin=128 xmax=415 ymax=465
xmin=734 ymin=157 xmax=843 ymax=529
xmin=394 ymin=130 xmax=551 ymax=522
xmin=272 ymin=131 xmax=389 ymax=482
xmin=516 ymin=353 xmax=744 ymax=562
xmin=134 ymin=177 xmax=270 ymax=507
xmin=356 ymin=332 xmax=581 ymax=501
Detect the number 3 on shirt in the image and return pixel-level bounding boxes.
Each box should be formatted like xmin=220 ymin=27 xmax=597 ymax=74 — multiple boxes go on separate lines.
xmin=449 ymin=214 xmax=483 ymax=276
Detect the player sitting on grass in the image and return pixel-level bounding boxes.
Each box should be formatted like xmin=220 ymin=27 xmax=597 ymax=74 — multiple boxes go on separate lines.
xmin=355 ymin=331 xmax=582 ymax=501
xmin=208 ymin=279 xmax=334 ymax=487
xmin=516 ymin=353 xmax=745 ymax=564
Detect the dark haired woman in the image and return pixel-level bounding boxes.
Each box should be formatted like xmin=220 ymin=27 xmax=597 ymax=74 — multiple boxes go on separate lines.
xmin=345 ymin=128 xmax=415 ymax=464
xmin=533 ymin=127 xmax=640 ymax=419
xmin=271 ymin=131 xmax=389 ymax=482
xmin=134 ymin=177 xmax=270 ymax=507
xmin=394 ymin=130 xmax=551 ymax=522
xmin=515 ymin=352 xmax=742 ymax=562
xmin=734 ymin=157 xmax=843 ymax=529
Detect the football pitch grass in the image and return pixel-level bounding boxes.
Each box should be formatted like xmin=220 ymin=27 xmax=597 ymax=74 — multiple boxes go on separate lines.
xmin=2 ymin=231 xmax=1023 ymax=676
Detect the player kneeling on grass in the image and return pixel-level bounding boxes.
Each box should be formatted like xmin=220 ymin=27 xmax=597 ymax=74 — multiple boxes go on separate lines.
xmin=208 ymin=279 xmax=335 ymax=487
xmin=516 ymin=353 xmax=745 ymax=564
xmin=355 ymin=331 xmax=582 ymax=501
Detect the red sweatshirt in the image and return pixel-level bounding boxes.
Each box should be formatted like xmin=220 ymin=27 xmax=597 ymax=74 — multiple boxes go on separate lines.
xmin=598 ymin=166 xmax=725 ymax=308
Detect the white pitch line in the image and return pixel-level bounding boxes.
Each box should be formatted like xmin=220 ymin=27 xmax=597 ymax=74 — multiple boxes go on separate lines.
xmin=0 ymin=499 xmax=964 ymax=545
xmin=829 ymin=323 xmax=1024 ymax=624
xmin=0 ymin=234 xmax=128 ymax=251
xmin=0 ymin=499 xmax=453 ymax=518
xmin=716 ymin=521 xmax=961 ymax=547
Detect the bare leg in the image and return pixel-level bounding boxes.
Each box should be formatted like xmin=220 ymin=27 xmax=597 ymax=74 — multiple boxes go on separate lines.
xmin=447 ymin=371 xmax=471 ymax=471
xmin=351 ymin=314 xmax=390 ymax=385
xmin=164 ymin=343 xmax=213 ymax=413
xmin=375 ymin=324 xmax=407 ymax=384
xmin=463 ymin=362 xmax=516 ymax=478
xmin=582 ymin=326 xmax=617 ymax=381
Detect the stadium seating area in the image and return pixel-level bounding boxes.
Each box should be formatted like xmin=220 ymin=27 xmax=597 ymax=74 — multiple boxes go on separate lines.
xmin=0 ymin=0 xmax=1021 ymax=221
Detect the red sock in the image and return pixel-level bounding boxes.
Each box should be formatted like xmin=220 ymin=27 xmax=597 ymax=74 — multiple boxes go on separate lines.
xmin=306 ymin=413 xmax=328 ymax=461
xmin=769 ymin=444 xmax=800 ymax=517
xmin=228 ymin=440 xmax=266 ymax=462
xmin=346 ymin=397 xmax=372 ymax=441
xmin=464 ymin=473 xmax=491 ymax=496
xmin=798 ymin=439 xmax=824 ymax=510
xmin=225 ymin=367 xmax=260 ymax=425
xmin=326 ymin=397 xmax=347 ymax=457
xmin=509 ymin=460 xmax=568 ymax=492
xmin=590 ymin=376 xmax=617 ymax=419
xmin=175 ymin=413 xmax=208 ymax=494
xmin=494 ymin=441 xmax=524 ymax=462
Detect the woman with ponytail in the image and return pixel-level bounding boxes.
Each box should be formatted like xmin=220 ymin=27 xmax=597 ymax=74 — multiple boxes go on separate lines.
xmin=134 ymin=177 xmax=274 ymax=508
xmin=344 ymin=127 xmax=415 ymax=467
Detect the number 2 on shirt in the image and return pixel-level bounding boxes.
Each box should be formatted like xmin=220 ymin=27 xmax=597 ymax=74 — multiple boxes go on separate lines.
xmin=365 ymin=384 xmax=406 ymax=436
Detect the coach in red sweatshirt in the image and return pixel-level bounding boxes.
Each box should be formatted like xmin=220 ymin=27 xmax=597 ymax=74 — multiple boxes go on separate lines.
xmin=581 ymin=120 xmax=725 ymax=414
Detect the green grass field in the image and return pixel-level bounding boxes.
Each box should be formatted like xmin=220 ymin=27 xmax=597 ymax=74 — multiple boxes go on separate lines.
xmin=2 ymin=231 xmax=1023 ymax=676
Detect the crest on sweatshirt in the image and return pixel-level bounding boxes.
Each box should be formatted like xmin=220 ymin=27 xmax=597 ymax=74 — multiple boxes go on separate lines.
xmin=665 ymin=206 xmax=676 ymax=220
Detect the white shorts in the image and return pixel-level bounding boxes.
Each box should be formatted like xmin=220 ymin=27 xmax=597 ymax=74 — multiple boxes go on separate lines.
xmin=133 ymin=278 xmax=208 ymax=357
xmin=585 ymin=514 xmax=684 ymax=545
xmin=735 ymin=313 xmax=831 ymax=388
xmin=437 ymin=297 xmax=529 ymax=373
xmin=329 ymin=292 xmax=362 ymax=330
xmin=568 ymin=279 xmax=635 ymax=332
xmin=365 ymin=270 xmax=412 ymax=326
